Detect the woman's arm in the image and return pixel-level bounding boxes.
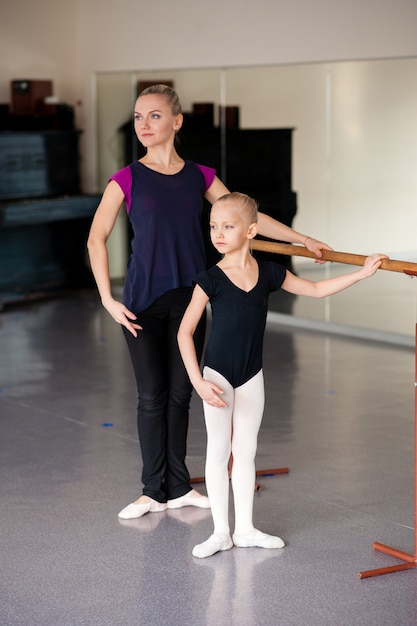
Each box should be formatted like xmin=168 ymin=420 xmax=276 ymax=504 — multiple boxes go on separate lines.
xmin=257 ymin=212 xmax=332 ymax=259
xmin=204 ymin=177 xmax=332 ymax=259
xmin=204 ymin=176 xmax=230 ymax=204
xmin=87 ymin=181 xmax=141 ymax=336
xmin=178 ymin=285 xmax=227 ymax=408
xmin=281 ymin=253 xmax=387 ymax=298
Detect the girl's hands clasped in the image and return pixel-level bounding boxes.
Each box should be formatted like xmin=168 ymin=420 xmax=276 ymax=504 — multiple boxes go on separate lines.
xmin=195 ymin=379 xmax=227 ymax=408
xmin=360 ymin=253 xmax=388 ymax=278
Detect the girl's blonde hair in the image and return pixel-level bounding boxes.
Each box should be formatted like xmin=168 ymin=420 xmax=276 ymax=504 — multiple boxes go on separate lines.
xmin=214 ymin=192 xmax=258 ymax=224
xmin=138 ymin=84 xmax=182 ymax=116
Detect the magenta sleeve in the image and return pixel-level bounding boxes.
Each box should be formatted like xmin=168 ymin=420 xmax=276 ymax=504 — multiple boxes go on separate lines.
xmin=109 ymin=166 xmax=132 ymax=213
xmin=196 ymin=164 xmax=216 ymax=191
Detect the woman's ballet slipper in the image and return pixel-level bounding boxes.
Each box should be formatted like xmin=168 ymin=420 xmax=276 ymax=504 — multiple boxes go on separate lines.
xmin=117 ymin=498 xmax=167 ymax=519
xmin=167 ymin=489 xmax=210 ymax=510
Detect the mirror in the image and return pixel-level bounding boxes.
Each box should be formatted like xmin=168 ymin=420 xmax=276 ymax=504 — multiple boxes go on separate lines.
xmin=95 ymin=59 xmax=417 ymax=343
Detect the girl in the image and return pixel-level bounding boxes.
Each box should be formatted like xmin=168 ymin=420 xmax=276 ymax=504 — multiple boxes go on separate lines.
xmin=178 ymin=191 xmax=386 ymax=558
xmin=87 ymin=85 xmax=331 ymax=520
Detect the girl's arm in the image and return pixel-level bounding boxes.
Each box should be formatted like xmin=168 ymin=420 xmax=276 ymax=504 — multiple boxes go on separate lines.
xmin=87 ymin=181 xmax=141 ymax=336
xmin=204 ymin=177 xmax=332 ymax=260
xmin=281 ymin=253 xmax=387 ymax=298
xmin=178 ymin=285 xmax=227 ymax=408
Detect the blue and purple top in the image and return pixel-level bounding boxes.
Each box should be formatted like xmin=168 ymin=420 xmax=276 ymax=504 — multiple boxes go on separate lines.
xmin=110 ymin=160 xmax=216 ymax=313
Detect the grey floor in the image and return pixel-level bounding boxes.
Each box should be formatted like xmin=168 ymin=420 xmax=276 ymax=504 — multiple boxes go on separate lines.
xmin=1 ymin=286 xmax=417 ymax=626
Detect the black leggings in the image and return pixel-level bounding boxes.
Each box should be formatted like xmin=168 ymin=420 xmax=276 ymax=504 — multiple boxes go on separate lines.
xmin=122 ymin=287 xmax=206 ymax=502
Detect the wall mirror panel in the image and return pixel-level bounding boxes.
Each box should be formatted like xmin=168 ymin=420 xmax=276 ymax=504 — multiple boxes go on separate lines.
xmin=96 ymin=59 xmax=417 ymax=343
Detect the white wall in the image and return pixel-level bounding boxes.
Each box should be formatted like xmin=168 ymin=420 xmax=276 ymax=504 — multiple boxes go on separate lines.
xmin=77 ymin=0 xmax=417 ymax=192
xmin=2 ymin=0 xmax=417 ymax=190
xmin=225 ymin=60 xmax=417 ymax=257
xmin=1 ymin=2 xmax=79 ymax=109
xmin=96 ymin=61 xmax=417 ymax=258
xmin=76 ymin=0 xmax=417 ymax=71
xmin=1 ymin=1 xmax=416 ymax=336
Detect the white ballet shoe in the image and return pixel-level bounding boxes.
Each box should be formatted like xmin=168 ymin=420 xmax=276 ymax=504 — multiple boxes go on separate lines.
xmin=117 ymin=498 xmax=167 ymax=519
xmin=233 ymin=529 xmax=285 ymax=549
xmin=167 ymin=489 xmax=210 ymax=510
xmin=192 ymin=534 xmax=233 ymax=558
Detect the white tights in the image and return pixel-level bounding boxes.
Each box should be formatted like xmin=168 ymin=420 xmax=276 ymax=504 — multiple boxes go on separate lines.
xmin=203 ymin=366 xmax=265 ymax=536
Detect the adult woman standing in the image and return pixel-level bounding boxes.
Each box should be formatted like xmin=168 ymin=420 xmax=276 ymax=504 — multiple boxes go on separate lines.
xmin=87 ymin=84 xmax=330 ymax=519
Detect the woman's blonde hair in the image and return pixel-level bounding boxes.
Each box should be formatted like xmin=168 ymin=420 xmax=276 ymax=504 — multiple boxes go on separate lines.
xmin=138 ymin=84 xmax=182 ymax=116
xmin=213 ymin=192 xmax=258 ymax=224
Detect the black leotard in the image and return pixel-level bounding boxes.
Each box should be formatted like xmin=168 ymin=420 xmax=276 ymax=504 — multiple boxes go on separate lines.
xmin=195 ymin=261 xmax=286 ymax=388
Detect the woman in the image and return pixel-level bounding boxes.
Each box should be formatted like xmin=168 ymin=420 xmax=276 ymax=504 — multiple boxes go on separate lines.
xmin=87 ymin=84 xmax=331 ymax=520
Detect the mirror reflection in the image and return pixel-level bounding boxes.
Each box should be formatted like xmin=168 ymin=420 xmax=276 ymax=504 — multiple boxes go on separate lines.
xmin=96 ymin=59 xmax=417 ymax=343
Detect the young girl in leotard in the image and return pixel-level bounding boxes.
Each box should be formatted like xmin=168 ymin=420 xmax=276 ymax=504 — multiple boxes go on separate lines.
xmin=178 ymin=191 xmax=386 ymax=558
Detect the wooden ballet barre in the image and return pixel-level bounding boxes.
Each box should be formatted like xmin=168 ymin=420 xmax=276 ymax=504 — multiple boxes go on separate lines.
xmin=252 ymin=237 xmax=417 ymax=579
xmin=190 ymin=467 xmax=289 ymax=485
xmin=251 ymin=240 xmax=417 ymax=276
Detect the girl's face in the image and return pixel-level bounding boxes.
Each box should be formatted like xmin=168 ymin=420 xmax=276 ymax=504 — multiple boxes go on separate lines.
xmin=133 ymin=94 xmax=182 ymax=148
xmin=209 ymin=201 xmax=257 ymax=254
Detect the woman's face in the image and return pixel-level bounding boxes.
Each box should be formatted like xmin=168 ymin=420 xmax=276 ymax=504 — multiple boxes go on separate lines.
xmin=133 ymin=94 xmax=182 ymax=148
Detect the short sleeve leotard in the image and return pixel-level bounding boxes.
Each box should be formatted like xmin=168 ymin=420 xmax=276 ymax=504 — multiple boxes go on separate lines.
xmin=195 ymin=261 xmax=287 ymax=388
xmin=110 ymin=160 xmax=216 ymax=313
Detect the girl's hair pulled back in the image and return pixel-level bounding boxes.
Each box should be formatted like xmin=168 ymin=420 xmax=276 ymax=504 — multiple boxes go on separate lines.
xmin=214 ymin=192 xmax=258 ymax=224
